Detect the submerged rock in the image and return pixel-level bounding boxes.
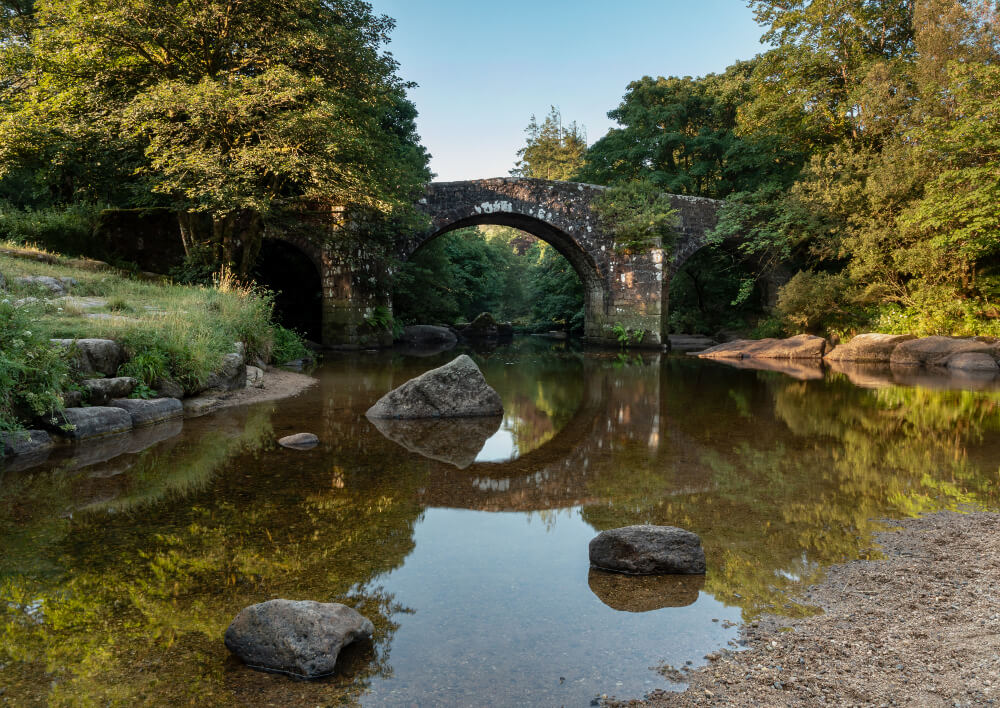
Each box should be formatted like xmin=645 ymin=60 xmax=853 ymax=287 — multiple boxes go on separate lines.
xmin=278 ymin=433 xmax=319 ymax=450
xmin=0 ymin=429 xmax=53 ymax=458
xmin=589 ymin=525 xmax=706 ymax=575
xmin=825 ymin=333 xmax=916 ymax=363
xmin=109 ymin=398 xmax=183 ymax=427
xmin=588 ymin=568 xmax=705 ymax=611
xmin=368 ymin=415 xmax=501 ymax=468
xmin=695 ymin=334 xmax=828 ymax=360
xmin=366 ymin=355 xmax=503 ymax=419
xmin=224 ymin=599 xmax=374 ymax=678
xmin=50 ymin=338 xmax=124 ymax=377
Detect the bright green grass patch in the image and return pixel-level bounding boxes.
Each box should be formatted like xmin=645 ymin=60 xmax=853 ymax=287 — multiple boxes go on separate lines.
xmin=1 ymin=249 xmax=300 ymax=412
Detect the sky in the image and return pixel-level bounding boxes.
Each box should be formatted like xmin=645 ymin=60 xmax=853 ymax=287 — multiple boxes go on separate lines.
xmin=370 ymin=1 xmax=768 ymax=182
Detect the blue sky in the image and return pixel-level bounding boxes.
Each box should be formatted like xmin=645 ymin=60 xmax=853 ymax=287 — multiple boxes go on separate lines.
xmin=370 ymin=1 xmax=767 ymax=181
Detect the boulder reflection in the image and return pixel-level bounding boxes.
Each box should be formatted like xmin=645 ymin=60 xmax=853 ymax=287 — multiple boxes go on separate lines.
xmin=367 ymin=415 xmax=502 ymax=468
xmin=588 ymin=568 xmax=704 ymax=612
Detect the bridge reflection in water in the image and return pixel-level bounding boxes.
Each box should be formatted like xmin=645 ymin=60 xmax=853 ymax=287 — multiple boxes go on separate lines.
xmin=4 ymin=339 xmax=1000 ymax=706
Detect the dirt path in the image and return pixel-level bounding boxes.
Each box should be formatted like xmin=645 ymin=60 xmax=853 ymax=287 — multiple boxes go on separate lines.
xmin=628 ymin=512 xmax=1000 ymax=707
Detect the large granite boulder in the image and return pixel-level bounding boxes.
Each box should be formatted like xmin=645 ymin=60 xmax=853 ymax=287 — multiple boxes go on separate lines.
xmin=366 ymin=355 xmax=503 ymax=419
xmin=825 ymin=333 xmax=916 ymax=362
xmin=224 ymin=599 xmax=374 ymax=678
xmin=109 ymin=398 xmax=183 ymax=426
xmin=889 ymin=336 xmax=996 ymax=368
xmin=589 ymin=525 xmax=706 ymax=575
xmin=51 ymin=338 xmax=124 ymax=377
xmin=397 ymin=325 xmax=458 ymax=348
xmin=588 ymin=568 xmax=704 ymax=612
xmin=695 ymin=334 xmax=828 ymax=360
xmin=16 ymin=275 xmax=75 ymax=295
xmin=82 ymin=377 xmax=137 ymax=406
xmin=368 ymin=415 xmax=502 ymax=468
xmin=946 ymin=352 xmax=1000 ymax=374
xmin=53 ymin=407 xmax=132 ymax=440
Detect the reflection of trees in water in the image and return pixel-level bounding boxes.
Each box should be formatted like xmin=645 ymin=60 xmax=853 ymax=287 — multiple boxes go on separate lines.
xmin=579 ymin=360 xmax=1000 ymax=620
xmin=0 ymin=403 xmax=426 ymax=705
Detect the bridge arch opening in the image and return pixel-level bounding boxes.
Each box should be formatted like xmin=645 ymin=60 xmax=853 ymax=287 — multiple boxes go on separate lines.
xmin=396 ymin=213 xmax=606 ymax=335
xmin=253 ymin=239 xmax=324 ymax=343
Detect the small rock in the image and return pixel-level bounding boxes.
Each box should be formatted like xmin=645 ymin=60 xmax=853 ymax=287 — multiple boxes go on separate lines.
xmin=278 ymin=433 xmax=319 ymax=450
xmin=366 ymin=354 xmax=503 ymax=419
xmin=245 ymin=365 xmax=265 ymax=388
xmin=589 ymin=525 xmax=706 ymax=575
xmin=51 ymin=407 xmax=132 ymax=440
xmin=82 ymin=377 xmax=137 ymax=406
xmin=109 ymin=398 xmax=183 ymax=427
xmin=224 ymin=599 xmax=374 ymax=678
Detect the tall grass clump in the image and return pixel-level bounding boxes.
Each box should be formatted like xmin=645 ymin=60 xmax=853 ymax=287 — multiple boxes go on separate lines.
xmin=0 ymin=299 xmax=71 ymax=433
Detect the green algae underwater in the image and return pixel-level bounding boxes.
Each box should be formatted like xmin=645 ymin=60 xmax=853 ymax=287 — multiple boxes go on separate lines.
xmin=2 ymin=339 xmax=999 ymax=705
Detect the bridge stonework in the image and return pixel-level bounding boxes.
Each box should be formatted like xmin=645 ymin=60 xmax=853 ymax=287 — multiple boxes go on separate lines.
xmin=308 ymin=178 xmax=720 ymax=349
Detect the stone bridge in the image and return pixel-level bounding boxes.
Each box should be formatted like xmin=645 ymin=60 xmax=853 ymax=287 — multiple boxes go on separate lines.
xmin=278 ymin=178 xmax=721 ymax=348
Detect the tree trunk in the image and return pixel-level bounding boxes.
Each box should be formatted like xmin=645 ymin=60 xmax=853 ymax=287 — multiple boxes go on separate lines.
xmin=176 ymin=209 xmax=263 ymax=278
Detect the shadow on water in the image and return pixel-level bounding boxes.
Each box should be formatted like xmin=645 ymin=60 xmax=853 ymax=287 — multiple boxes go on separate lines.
xmin=2 ymin=338 xmax=1000 ymax=705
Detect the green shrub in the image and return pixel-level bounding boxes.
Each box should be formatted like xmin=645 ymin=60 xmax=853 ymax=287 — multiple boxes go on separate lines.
xmin=0 ymin=202 xmax=107 ymax=258
xmin=271 ymin=325 xmax=309 ymax=364
xmin=0 ymin=300 xmax=72 ymax=432
xmin=776 ymin=270 xmax=858 ymax=334
xmin=118 ymin=351 xmax=169 ymax=386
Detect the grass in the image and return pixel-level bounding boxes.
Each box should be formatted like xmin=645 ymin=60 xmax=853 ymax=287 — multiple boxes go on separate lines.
xmin=0 ymin=244 xmax=299 ymax=404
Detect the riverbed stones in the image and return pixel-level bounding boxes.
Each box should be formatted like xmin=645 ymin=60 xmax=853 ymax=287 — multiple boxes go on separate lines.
xmin=398 ymin=325 xmax=458 ymax=348
xmin=50 ymin=338 xmax=124 ymax=377
xmin=278 ymin=433 xmax=319 ymax=450
xmin=825 ymin=333 xmax=916 ymax=362
xmin=109 ymin=398 xmax=183 ymax=427
xmin=82 ymin=377 xmax=137 ymax=405
xmin=53 ymin=406 xmax=132 ymax=440
xmin=889 ymin=336 xmax=996 ymax=368
xmin=366 ymin=354 xmax=503 ymax=419
xmin=945 ymin=352 xmax=1000 ymax=373
xmin=0 ymin=429 xmax=53 ymax=457
xmin=695 ymin=334 xmax=828 ymax=360
xmin=224 ymin=599 xmax=374 ymax=678
xmin=589 ymin=525 xmax=706 ymax=575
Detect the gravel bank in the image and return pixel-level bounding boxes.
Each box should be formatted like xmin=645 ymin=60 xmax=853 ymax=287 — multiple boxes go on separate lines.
xmin=627 ymin=512 xmax=1000 ymax=707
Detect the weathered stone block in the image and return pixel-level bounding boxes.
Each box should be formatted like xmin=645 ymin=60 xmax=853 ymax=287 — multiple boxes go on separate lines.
xmin=54 ymin=407 xmax=132 ymax=440
xmin=109 ymin=398 xmax=183 ymax=426
xmin=82 ymin=377 xmax=137 ymax=405
xmin=51 ymin=338 xmax=124 ymax=376
xmin=889 ymin=336 xmax=995 ymax=368
xmin=825 ymin=333 xmax=916 ymax=363
xmin=0 ymin=429 xmax=53 ymax=457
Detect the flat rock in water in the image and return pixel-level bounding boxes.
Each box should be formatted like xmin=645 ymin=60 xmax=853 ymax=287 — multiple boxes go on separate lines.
xmin=366 ymin=355 xmax=503 ymax=419
xmin=0 ymin=429 xmax=53 ymax=457
xmin=695 ymin=334 xmax=828 ymax=360
xmin=397 ymin=325 xmax=458 ymax=348
xmin=224 ymin=599 xmax=374 ymax=678
xmin=589 ymin=525 xmax=706 ymax=575
xmin=825 ymin=333 xmax=916 ymax=362
xmin=890 ymin=336 xmax=996 ymax=368
xmin=109 ymin=398 xmax=183 ymax=426
xmin=946 ymin=352 xmax=1000 ymax=373
xmin=367 ymin=415 xmax=501 ymax=468
xmin=588 ymin=568 xmax=704 ymax=612
xmin=82 ymin=377 xmax=137 ymax=405
xmin=278 ymin=433 xmax=319 ymax=450
xmin=54 ymin=407 xmax=132 ymax=440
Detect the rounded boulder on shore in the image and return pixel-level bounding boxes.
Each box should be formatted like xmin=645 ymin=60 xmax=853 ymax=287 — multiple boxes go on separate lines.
xmin=589 ymin=525 xmax=706 ymax=575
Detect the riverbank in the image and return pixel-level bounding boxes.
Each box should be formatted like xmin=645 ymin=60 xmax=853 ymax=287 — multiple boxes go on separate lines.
xmin=625 ymin=511 xmax=1000 ymax=707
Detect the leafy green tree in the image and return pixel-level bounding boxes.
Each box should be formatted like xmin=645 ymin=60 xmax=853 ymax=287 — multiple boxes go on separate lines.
xmin=511 ymin=106 xmax=586 ymax=181
xmin=0 ymin=0 xmax=430 ymax=275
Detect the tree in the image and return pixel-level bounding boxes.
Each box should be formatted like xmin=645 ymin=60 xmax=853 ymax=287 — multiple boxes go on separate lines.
xmin=0 ymin=0 xmax=430 ymax=275
xmin=511 ymin=106 xmax=586 ymax=181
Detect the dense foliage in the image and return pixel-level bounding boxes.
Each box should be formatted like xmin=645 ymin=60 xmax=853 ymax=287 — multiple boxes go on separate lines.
xmin=576 ymin=0 xmax=1000 ymax=337
xmin=510 ymin=106 xmax=587 ymax=181
xmin=0 ymin=0 xmax=430 ymax=276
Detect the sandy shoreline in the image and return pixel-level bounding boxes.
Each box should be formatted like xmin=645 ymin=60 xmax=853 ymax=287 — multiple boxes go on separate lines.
xmin=616 ymin=511 xmax=1000 ymax=707
xmin=182 ymin=367 xmax=317 ymax=417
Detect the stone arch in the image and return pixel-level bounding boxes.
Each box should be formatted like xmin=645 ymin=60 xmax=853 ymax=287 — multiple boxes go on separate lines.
xmin=256 ymin=233 xmax=326 ymax=342
xmin=402 ymin=211 xmax=610 ymax=336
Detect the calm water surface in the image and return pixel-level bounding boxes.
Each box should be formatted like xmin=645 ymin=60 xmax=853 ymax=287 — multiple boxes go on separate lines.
xmin=2 ymin=339 xmax=999 ymax=706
